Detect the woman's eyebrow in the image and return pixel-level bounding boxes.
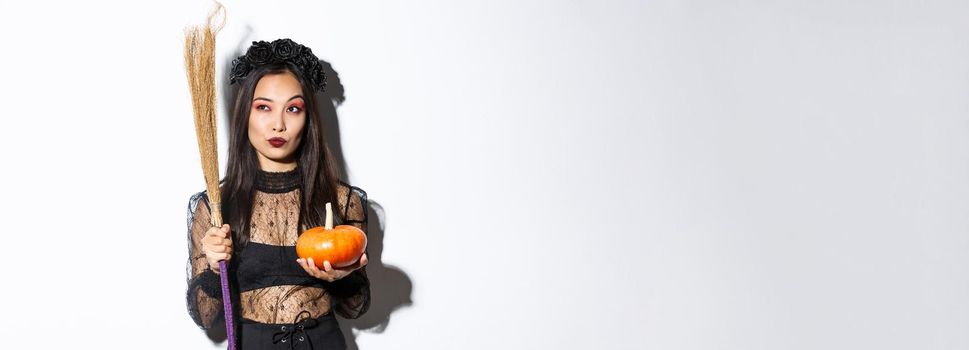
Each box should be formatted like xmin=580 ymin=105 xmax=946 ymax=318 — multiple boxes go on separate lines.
xmin=253 ymin=95 xmax=303 ymax=102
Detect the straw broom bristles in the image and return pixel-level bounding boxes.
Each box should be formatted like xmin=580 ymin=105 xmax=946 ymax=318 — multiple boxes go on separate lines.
xmin=184 ymin=3 xmax=225 ymax=227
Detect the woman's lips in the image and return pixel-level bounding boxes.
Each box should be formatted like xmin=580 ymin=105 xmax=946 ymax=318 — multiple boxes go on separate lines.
xmin=268 ymin=138 xmax=287 ymax=148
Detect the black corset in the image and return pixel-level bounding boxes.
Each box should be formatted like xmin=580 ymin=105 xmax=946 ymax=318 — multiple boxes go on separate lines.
xmin=235 ymin=242 xmax=326 ymax=292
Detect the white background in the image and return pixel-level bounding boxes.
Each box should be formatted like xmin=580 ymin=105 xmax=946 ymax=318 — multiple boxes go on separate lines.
xmin=1 ymin=0 xmax=967 ymax=349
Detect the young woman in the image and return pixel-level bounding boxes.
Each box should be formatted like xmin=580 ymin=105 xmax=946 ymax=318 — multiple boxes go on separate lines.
xmin=186 ymin=38 xmax=370 ymax=350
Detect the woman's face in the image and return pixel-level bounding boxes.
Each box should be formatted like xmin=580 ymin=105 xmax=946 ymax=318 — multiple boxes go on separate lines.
xmin=248 ymin=71 xmax=307 ymax=172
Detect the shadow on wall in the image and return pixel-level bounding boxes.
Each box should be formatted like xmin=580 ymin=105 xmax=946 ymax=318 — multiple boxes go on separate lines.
xmin=338 ymin=201 xmax=414 ymax=350
xmin=316 ymin=60 xmax=414 ymax=350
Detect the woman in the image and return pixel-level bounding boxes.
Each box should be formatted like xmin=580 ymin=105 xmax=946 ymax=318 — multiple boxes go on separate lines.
xmin=186 ymin=38 xmax=370 ymax=350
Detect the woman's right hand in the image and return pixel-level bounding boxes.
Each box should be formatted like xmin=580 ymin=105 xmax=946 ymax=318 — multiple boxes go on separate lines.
xmin=201 ymin=224 xmax=232 ymax=274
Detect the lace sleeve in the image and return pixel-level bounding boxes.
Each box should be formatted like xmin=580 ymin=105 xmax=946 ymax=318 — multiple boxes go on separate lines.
xmin=185 ymin=191 xmax=224 ymax=329
xmin=329 ymin=185 xmax=371 ymax=319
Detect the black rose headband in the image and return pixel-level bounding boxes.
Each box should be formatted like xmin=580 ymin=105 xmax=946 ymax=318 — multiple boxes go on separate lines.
xmin=229 ymin=38 xmax=327 ymax=92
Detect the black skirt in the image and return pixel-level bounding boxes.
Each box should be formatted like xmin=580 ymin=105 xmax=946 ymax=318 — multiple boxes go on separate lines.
xmin=239 ymin=312 xmax=346 ymax=350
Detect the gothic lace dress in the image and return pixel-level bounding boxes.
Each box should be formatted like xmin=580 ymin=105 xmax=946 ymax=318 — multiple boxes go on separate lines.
xmin=185 ymin=169 xmax=370 ymax=330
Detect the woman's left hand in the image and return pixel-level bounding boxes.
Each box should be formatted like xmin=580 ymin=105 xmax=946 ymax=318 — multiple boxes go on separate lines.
xmin=297 ymin=254 xmax=369 ymax=282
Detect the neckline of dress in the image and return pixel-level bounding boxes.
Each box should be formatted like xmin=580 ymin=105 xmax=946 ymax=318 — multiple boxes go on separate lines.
xmin=255 ymin=167 xmax=301 ymax=193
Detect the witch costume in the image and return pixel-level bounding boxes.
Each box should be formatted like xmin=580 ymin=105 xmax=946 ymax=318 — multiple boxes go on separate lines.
xmin=185 ymin=39 xmax=370 ymax=350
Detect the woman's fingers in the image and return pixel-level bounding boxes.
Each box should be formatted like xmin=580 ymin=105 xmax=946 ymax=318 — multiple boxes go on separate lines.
xmin=206 ymin=226 xmax=232 ymax=243
xmin=305 ymin=258 xmax=319 ymax=272
xmin=202 ymin=224 xmax=232 ymax=253
xmin=200 ymin=225 xmax=233 ymax=273
xmin=296 ymin=258 xmax=315 ymax=274
xmin=206 ymin=225 xmax=226 ymax=238
xmin=295 ymin=256 xmax=368 ymax=281
xmin=296 ymin=258 xmax=348 ymax=282
xmin=203 ymin=239 xmax=231 ymax=252
xmin=207 ymin=251 xmax=230 ymax=273
xmin=309 ymin=258 xmax=329 ymax=276
xmin=297 ymin=258 xmax=327 ymax=281
xmin=221 ymin=225 xmax=232 ymax=243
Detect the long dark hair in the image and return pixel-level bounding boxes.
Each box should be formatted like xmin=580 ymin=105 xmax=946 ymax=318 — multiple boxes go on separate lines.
xmin=221 ymin=62 xmax=343 ymax=248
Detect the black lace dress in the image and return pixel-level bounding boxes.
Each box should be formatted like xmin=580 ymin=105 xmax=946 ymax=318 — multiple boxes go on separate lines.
xmin=185 ymin=168 xmax=370 ymax=349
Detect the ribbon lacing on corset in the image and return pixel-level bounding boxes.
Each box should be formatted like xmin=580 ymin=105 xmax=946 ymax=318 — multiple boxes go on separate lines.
xmin=272 ymin=310 xmax=319 ymax=349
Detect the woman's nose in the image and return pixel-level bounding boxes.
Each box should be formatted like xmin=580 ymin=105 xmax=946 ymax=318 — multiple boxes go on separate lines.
xmin=271 ymin=112 xmax=286 ymax=132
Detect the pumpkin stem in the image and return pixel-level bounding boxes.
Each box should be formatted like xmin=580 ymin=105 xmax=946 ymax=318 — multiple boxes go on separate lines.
xmin=325 ymin=202 xmax=334 ymax=230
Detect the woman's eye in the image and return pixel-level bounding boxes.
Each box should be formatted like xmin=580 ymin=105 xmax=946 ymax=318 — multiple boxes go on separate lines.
xmin=255 ymin=104 xmax=270 ymax=111
xmin=287 ymin=105 xmax=303 ymax=113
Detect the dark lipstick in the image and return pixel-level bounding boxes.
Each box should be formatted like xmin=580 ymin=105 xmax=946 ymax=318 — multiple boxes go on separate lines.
xmin=269 ymin=137 xmax=287 ymax=147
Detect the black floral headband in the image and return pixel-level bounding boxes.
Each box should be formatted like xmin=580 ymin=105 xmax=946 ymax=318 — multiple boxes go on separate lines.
xmin=229 ymin=38 xmax=327 ymax=92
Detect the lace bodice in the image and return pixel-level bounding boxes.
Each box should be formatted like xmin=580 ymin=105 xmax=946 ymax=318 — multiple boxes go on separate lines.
xmin=185 ymin=169 xmax=370 ymax=329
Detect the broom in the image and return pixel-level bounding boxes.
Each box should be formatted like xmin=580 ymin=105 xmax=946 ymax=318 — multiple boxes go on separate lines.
xmin=184 ymin=3 xmax=235 ymax=350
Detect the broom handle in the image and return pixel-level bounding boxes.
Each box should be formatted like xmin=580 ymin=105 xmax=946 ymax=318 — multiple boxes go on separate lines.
xmin=207 ymin=202 xmax=235 ymax=350
xmin=219 ymin=260 xmax=235 ymax=350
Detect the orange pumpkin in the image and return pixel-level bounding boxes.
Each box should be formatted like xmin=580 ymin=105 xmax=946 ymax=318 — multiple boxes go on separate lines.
xmin=296 ymin=202 xmax=367 ymax=269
